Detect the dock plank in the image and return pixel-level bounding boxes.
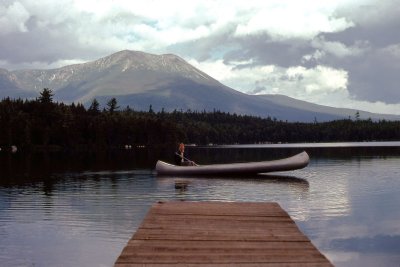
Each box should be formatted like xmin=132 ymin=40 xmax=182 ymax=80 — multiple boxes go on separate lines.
xmin=115 ymin=201 xmax=333 ymax=266
xmin=125 ymin=240 xmax=317 ymax=250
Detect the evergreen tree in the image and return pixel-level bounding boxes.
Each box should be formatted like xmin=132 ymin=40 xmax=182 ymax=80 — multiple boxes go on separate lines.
xmin=88 ymin=98 xmax=100 ymax=114
xmin=106 ymin=98 xmax=119 ymax=113
xmin=148 ymin=104 xmax=154 ymax=114
xmin=1 ymin=95 xmax=400 ymax=150
xmin=355 ymin=111 xmax=360 ymax=121
xmin=38 ymin=88 xmax=54 ymax=104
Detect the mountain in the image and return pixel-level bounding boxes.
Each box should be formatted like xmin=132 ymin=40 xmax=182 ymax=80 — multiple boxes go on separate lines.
xmin=0 ymin=68 xmax=35 ymax=99
xmin=1 ymin=50 xmax=399 ymax=122
xmin=257 ymin=94 xmax=400 ymax=121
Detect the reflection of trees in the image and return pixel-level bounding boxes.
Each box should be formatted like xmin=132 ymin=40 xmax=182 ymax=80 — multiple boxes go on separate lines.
xmin=0 ymin=149 xmax=159 ymax=187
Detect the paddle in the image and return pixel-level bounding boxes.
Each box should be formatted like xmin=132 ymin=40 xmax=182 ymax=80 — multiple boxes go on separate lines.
xmin=175 ymin=152 xmax=198 ymax=166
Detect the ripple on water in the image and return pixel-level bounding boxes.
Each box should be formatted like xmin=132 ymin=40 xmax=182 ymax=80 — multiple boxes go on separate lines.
xmin=1 ymin=151 xmax=400 ymax=267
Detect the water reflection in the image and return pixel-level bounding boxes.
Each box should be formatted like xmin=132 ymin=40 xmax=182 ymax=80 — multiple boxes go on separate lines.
xmin=0 ymin=149 xmax=158 ymax=186
xmin=158 ymin=174 xmax=309 ymax=193
xmin=299 ymin=156 xmax=400 ymax=267
xmin=154 ymin=174 xmax=310 ymax=208
xmin=1 ymin=144 xmax=400 ymax=267
xmin=0 ymin=170 xmax=156 ymax=267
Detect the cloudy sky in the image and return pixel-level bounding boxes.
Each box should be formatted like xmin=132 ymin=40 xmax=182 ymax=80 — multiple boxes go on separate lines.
xmin=1 ymin=0 xmax=400 ymax=114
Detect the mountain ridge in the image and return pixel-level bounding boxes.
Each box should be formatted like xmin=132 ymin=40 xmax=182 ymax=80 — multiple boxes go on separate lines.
xmin=1 ymin=50 xmax=399 ymax=122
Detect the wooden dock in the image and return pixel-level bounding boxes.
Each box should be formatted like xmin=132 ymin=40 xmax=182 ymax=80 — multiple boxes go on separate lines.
xmin=115 ymin=201 xmax=333 ymax=266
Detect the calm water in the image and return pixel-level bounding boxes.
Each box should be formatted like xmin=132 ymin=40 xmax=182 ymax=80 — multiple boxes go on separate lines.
xmin=1 ymin=142 xmax=400 ymax=267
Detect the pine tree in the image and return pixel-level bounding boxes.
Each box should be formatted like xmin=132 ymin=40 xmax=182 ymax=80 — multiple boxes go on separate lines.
xmin=38 ymin=88 xmax=54 ymax=104
xmin=89 ymin=98 xmax=100 ymax=114
xmin=106 ymin=98 xmax=119 ymax=113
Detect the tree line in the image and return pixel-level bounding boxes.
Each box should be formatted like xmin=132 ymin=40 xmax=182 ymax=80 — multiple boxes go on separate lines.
xmin=1 ymin=89 xmax=399 ymax=151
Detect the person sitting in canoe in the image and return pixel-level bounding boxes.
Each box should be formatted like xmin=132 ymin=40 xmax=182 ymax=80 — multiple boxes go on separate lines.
xmin=174 ymin=143 xmax=197 ymax=166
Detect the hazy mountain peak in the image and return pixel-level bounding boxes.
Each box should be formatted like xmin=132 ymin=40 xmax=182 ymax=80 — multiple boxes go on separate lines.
xmin=1 ymin=50 xmax=399 ymax=121
xmin=94 ymin=50 xmax=213 ymax=80
xmin=3 ymin=50 xmax=217 ymax=94
xmin=95 ymin=50 xmax=154 ymax=68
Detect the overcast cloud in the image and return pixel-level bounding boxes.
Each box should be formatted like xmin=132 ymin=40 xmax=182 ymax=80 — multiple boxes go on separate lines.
xmin=1 ymin=0 xmax=399 ymax=114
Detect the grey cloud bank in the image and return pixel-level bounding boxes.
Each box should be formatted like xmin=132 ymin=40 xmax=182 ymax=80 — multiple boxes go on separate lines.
xmin=0 ymin=0 xmax=399 ymax=114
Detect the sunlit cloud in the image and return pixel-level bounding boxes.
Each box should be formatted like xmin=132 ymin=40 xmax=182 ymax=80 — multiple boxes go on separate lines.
xmin=0 ymin=1 xmax=30 ymax=34
xmin=234 ymin=1 xmax=354 ymax=40
xmin=0 ymin=0 xmax=399 ymax=115
xmin=190 ymin=58 xmax=400 ymax=115
xmin=309 ymin=37 xmax=370 ymax=59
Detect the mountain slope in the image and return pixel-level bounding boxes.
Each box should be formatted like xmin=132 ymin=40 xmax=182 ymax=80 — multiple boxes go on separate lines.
xmin=95 ymin=78 xmax=345 ymax=122
xmin=0 ymin=68 xmax=35 ymax=99
xmin=257 ymin=94 xmax=400 ymax=121
xmin=0 ymin=50 xmax=399 ymax=122
xmin=9 ymin=50 xmax=220 ymax=102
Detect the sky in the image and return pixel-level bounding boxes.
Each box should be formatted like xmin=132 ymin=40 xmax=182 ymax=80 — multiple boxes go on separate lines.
xmin=1 ymin=0 xmax=400 ymax=115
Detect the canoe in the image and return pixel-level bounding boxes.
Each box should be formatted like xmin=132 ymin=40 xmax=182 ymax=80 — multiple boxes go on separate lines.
xmin=156 ymin=151 xmax=310 ymax=176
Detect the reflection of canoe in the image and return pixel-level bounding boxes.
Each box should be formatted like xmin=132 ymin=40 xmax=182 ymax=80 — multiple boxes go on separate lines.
xmin=156 ymin=175 xmax=310 ymax=191
xmin=156 ymin=151 xmax=310 ymax=176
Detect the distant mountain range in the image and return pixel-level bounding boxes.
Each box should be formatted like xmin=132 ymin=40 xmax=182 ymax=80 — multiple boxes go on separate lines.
xmin=1 ymin=50 xmax=399 ymax=122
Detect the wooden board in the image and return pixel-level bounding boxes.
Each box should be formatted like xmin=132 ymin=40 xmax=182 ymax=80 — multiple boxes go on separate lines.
xmin=115 ymin=201 xmax=333 ymax=266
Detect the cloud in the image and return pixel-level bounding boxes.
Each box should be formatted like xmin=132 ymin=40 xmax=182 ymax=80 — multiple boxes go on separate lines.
xmin=233 ymin=1 xmax=354 ymax=40
xmin=382 ymin=44 xmax=400 ymax=58
xmin=316 ymin=1 xmax=400 ymax=105
xmin=190 ymin=59 xmax=349 ymax=97
xmin=190 ymin=58 xmax=400 ymax=115
xmin=0 ymin=0 xmax=356 ymax=65
xmin=0 ymin=0 xmax=399 ymax=115
xmin=0 ymin=1 xmax=30 ymax=34
xmin=310 ymin=37 xmax=370 ymax=58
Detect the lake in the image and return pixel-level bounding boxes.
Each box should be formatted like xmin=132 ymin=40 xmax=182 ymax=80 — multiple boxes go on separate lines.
xmin=1 ymin=142 xmax=400 ymax=267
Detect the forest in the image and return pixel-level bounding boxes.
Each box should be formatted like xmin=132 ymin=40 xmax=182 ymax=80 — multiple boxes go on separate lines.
xmin=1 ymin=89 xmax=399 ymax=152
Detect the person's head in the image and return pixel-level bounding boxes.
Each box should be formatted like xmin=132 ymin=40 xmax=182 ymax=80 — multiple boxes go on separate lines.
xmin=178 ymin=143 xmax=185 ymax=153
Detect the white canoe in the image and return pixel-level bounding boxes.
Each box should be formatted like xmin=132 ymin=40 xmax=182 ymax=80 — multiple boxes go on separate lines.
xmin=156 ymin=151 xmax=310 ymax=176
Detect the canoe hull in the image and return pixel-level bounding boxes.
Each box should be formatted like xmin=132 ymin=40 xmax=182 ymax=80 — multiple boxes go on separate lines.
xmin=156 ymin=151 xmax=310 ymax=176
